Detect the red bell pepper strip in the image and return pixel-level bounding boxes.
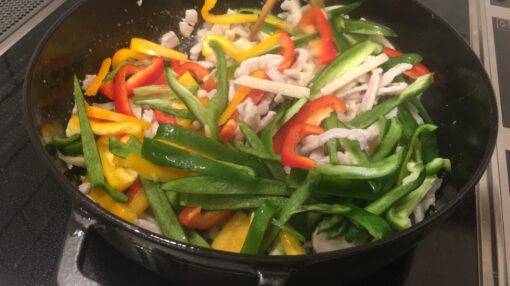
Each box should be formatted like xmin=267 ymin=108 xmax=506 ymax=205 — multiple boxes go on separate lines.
xmin=383 ymin=47 xmax=432 ymax=79
xmin=278 ymin=33 xmax=296 ymax=71
xmin=125 ymin=57 xmax=165 ymax=95
xmin=178 ymin=207 xmax=233 ymax=230
xmin=154 ymin=110 xmax=177 ymax=125
xmin=281 ymin=123 xmax=324 ymax=169
xmin=114 ymin=64 xmax=140 ymax=116
xmin=99 ymin=81 xmax=115 ymax=100
xmin=127 ymin=178 xmax=142 ymax=203
xmin=202 ymin=76 xmax=218 ymax=92
xmin=298 ymin=7 xmax=337 ymax=65
xmin=219 ymin=119 xmax=238 ymax=142
xmin=175 ymin=62 xmax=210 ymax=80
xmin=273 ymin=95 xmax=346 ymax=154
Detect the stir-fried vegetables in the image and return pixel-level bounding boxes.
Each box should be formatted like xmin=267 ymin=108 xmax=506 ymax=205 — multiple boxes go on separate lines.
xmin=60 ymin=1 xmax=448 ymax=255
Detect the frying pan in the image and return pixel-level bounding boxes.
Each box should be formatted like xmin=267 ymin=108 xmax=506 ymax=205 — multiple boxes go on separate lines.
xmin=23 ymin=0 xmax=497 ymax=285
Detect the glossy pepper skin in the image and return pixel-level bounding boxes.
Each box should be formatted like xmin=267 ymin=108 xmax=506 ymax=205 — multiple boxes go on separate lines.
xmin=178 ymin=207 xmax=233 ymax=230
xmin=383 ymin=47 xmax=432 ymax=79
xmin=114 ymin=64 xmax=140 ymax=116
xmin=278 ymin=33 xmax=296 ymax=71
xmin=174 ymin=62 xmax=210 ymax=80
xmin=273 ymin=95 xmax=346 ymax=154
xmin=299 ymin=7 xmax=337 ymax=65
xmin=281 ymin=124 xmax=324 ymax=169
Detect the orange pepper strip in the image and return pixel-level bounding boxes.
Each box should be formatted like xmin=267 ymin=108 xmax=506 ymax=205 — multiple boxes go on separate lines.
xmin=219 ymin=70 xmax=266 ymax=125
xmin=125 ymin=154 xmax=192 ymax=182
xmin=128 ymin=187 xmax=149 ymax=216
xmin=85 ymin=58 xmax=112 ymax=96
xmin=130 ymin=38 xmax=188 ymax=61
xmin=211 ymin=211 xmax=252 ymax=253
xmin=88 ymin=187 xmax=137 ymax=222
xmin=111 ymin=48 xmax=150 ymax=68
xmin=279 ymin=231 xmax=306 ymax=255
xmin=86 ymin=105 xmax=151 ymax=129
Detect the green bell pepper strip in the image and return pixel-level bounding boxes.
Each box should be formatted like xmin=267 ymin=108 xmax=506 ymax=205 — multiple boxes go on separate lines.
xmin=60 ymin=140 xmax=83 ymax=156
xmin=185 ymin=229 xmax=210 ymax=248
xmin=426 ymin=158 xmax=451 ymax=175
xmin=372 ymin=118 xmax=403 ymax=161
xmin=73 ymin=75 xmax=104 ymax=186
xmin=344 ymin=203 xmax=394 ymax=239
xmin=325 ymin=2 xmax=363 ymax=16
xmin=73 ymin=75 xmax=127 ymax=203
xmin=409 ymin=98 xmax=439 ymax=163
xmin=316 ymin=146 xmax=404 ymax=180
xmin=386 ymin=176 xmax=438 ymax=230
xmin=270 ymin=219 xmax=306 ymax=243
xmin=397 ymin=104 xmax=419 ymax=141
xmin=317 ymin=215 xmax=343 ymax=233
xmin=410 ymin=97 xmax=433 ymax=124
xmin=263 ymin=161 xmax=287 ymax=182
xmin=178 ymin=193 xmax=287 ymax=211
xmin=133 ymin=93 xmax=197 ymax=120
xmin=265 ymin=32 xmax=320 ymax=55
xmin=108 ymin=136 xmax=142 ymax=159
xmin=165 ymin=191 xmax=180 ymax=212
xmin=207 ymin=41 xmax=228 ymax=140
xmin=396 ymin=124 xmax=437 ymax=184
xmin=334 ymin=17 xmax=397 ymax=37
xmin=324 ymin=114 xmax=339 ymax=164
xmin=51 ymin=134 xmax=80 ymax=148
xmin=348 ymin=73 xmax=434 ymax=129
xmin=142 ymin=138 xmax=256 ymax=180
xmin=332 ymin=27 xmax=351 ymax=52
xmin=313 ymin=179 xmax=381 ymax=200
xmin=381 ymin=53 xmax=423 ymax=71
xmin=296 ymin=203 xmax=352 ymax=214
xmin=141 ymin=178 xmax=188 ymax=242
xmin=261 ymin=107 xmax=285 ymax=157
xmin=162 ymin=176 xmax=292 ymax=196
xmin=238 ymin=7 xmax=284 ymax=22
xmin=155 ymin=124 xmax=270 ymax=177
xmin=241 ymin=201 xmax=278 ymax=254
xmin=261 ymin=174 xmax=318 ymax=252
xmin=236 ymin=121 xmax=278 ymax=161
xmin=341 ymin=33 xmax=369 ymax=46
xmin=327 ymin=218 xmax=349 ymax=239
xmin=345 ymin=224 xmax=370 ymax=244
xmin=365 ymin=164 xmax=426 ymax=215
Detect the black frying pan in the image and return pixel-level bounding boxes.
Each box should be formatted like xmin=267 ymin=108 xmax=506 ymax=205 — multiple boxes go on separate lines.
xmin=23 ymin=0 xmax=497 ymax=285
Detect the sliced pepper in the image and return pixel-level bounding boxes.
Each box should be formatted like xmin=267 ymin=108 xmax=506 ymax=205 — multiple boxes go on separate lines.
xmin=219 ymin=119 xmax=238 ymax=142
xmin=211 ymin=211 xmax=252 ymax=253
xmin=86 ymin=105 xmax=151 ymax=129
xmin=201 ymin=0 xmax=291 ymax=33
xmin=274 ymin=95 xmax=346 ymax=154
xmin=334 ymin=17 xmax=397 ymax=37
xmin=279 ymin=231 xmax=306 ymax=255
xmin=179 ymin=193 xmax=288 ymax=211
xmin=278 ymin=33 xmax=295 ymax=71
xmin=125 ymin=153 xmax=191 ymax=182
xmin=88 ymin=187 xmax=137 ymax=222
xmin=66 ymin=115 xmax=144 ymax=141
xmin=178 ymin=207 xmax=233 ymax=230
xmin=97 ymin=136 xmax=138 ymax=192
xmin=241 ymin=201 xmax=278 ymax=254
xmin=154 ymin=110 xmax=177 ymax=124
xmin=383 ymin=47 xmax=432 ymax=79
xmin=175 ymin=62 xmax=210 ymax=80
xmin=126 ymin=57 xmax=165 ymax=96
xmin=130 ymin=37 xmax=187 ymax=61
xmin=85 ymin=58 xmax=112 ymax=96
xmin=114 ymin=63 xmax=140 ymax=116
xmin=299 ymin=7 xmax=337 ymax=65
xmin=281 ymin=124 xmax=324 ymax=169
xmin=112 ymin=48 xmax=150 ymax=68
xmin=99 ymin=80 xmax=115 ymax=100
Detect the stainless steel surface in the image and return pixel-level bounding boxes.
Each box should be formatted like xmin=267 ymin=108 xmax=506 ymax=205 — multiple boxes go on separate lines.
xmin=472 ymin=1 xmax=510 ymax=285
xmin=0 ymin=0 xmax=65 ymax=56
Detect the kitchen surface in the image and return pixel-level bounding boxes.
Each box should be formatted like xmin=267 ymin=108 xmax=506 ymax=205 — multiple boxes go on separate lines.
xmin=0 ymin=0 xmax=508 ymax=285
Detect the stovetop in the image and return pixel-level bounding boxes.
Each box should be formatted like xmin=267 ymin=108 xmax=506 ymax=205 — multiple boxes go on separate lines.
xmin=0 ymin=0 xmax=479 ymax=285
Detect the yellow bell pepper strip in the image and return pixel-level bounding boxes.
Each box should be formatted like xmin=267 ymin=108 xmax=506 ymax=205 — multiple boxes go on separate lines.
xmin=202 ymin=32 xmax=281 ymax=62
xmin=219 ymin=70 xmax=266 ymax=125
xmin=128 ymin=186 xmax=149 ymax=216
xmin=66 ymin=115 xmax=144 ymax=141
xmin=84 ymin=58 xmax=112 ymax=96
xmin=88 ymin=187 xmax=137 ymax=222
xmin=125 ymin=153 xmax=191 ymax=182
xmin=279 ymin=231 xmax=306 ymax=255
xmin=130 ymin=37 xmax=188 ymax=61
xmin=211 ymin=211 xmax=252 ymax=253
xmin=112 ymin=48 xmax=150 ymax=68
xmin=201 ymin=0 xmax=291 ymax=33
xmin=97 ymin=136 xmax=138 ymax=192
xmin=86 ymin=105 xmax=151 ymax=129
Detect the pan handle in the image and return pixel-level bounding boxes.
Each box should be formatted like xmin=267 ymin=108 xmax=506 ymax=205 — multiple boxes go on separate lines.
xmin=255 ymin=268 xmax=291 ymax=286
xmin=57 ymin=204 xmax=99 ymax=286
